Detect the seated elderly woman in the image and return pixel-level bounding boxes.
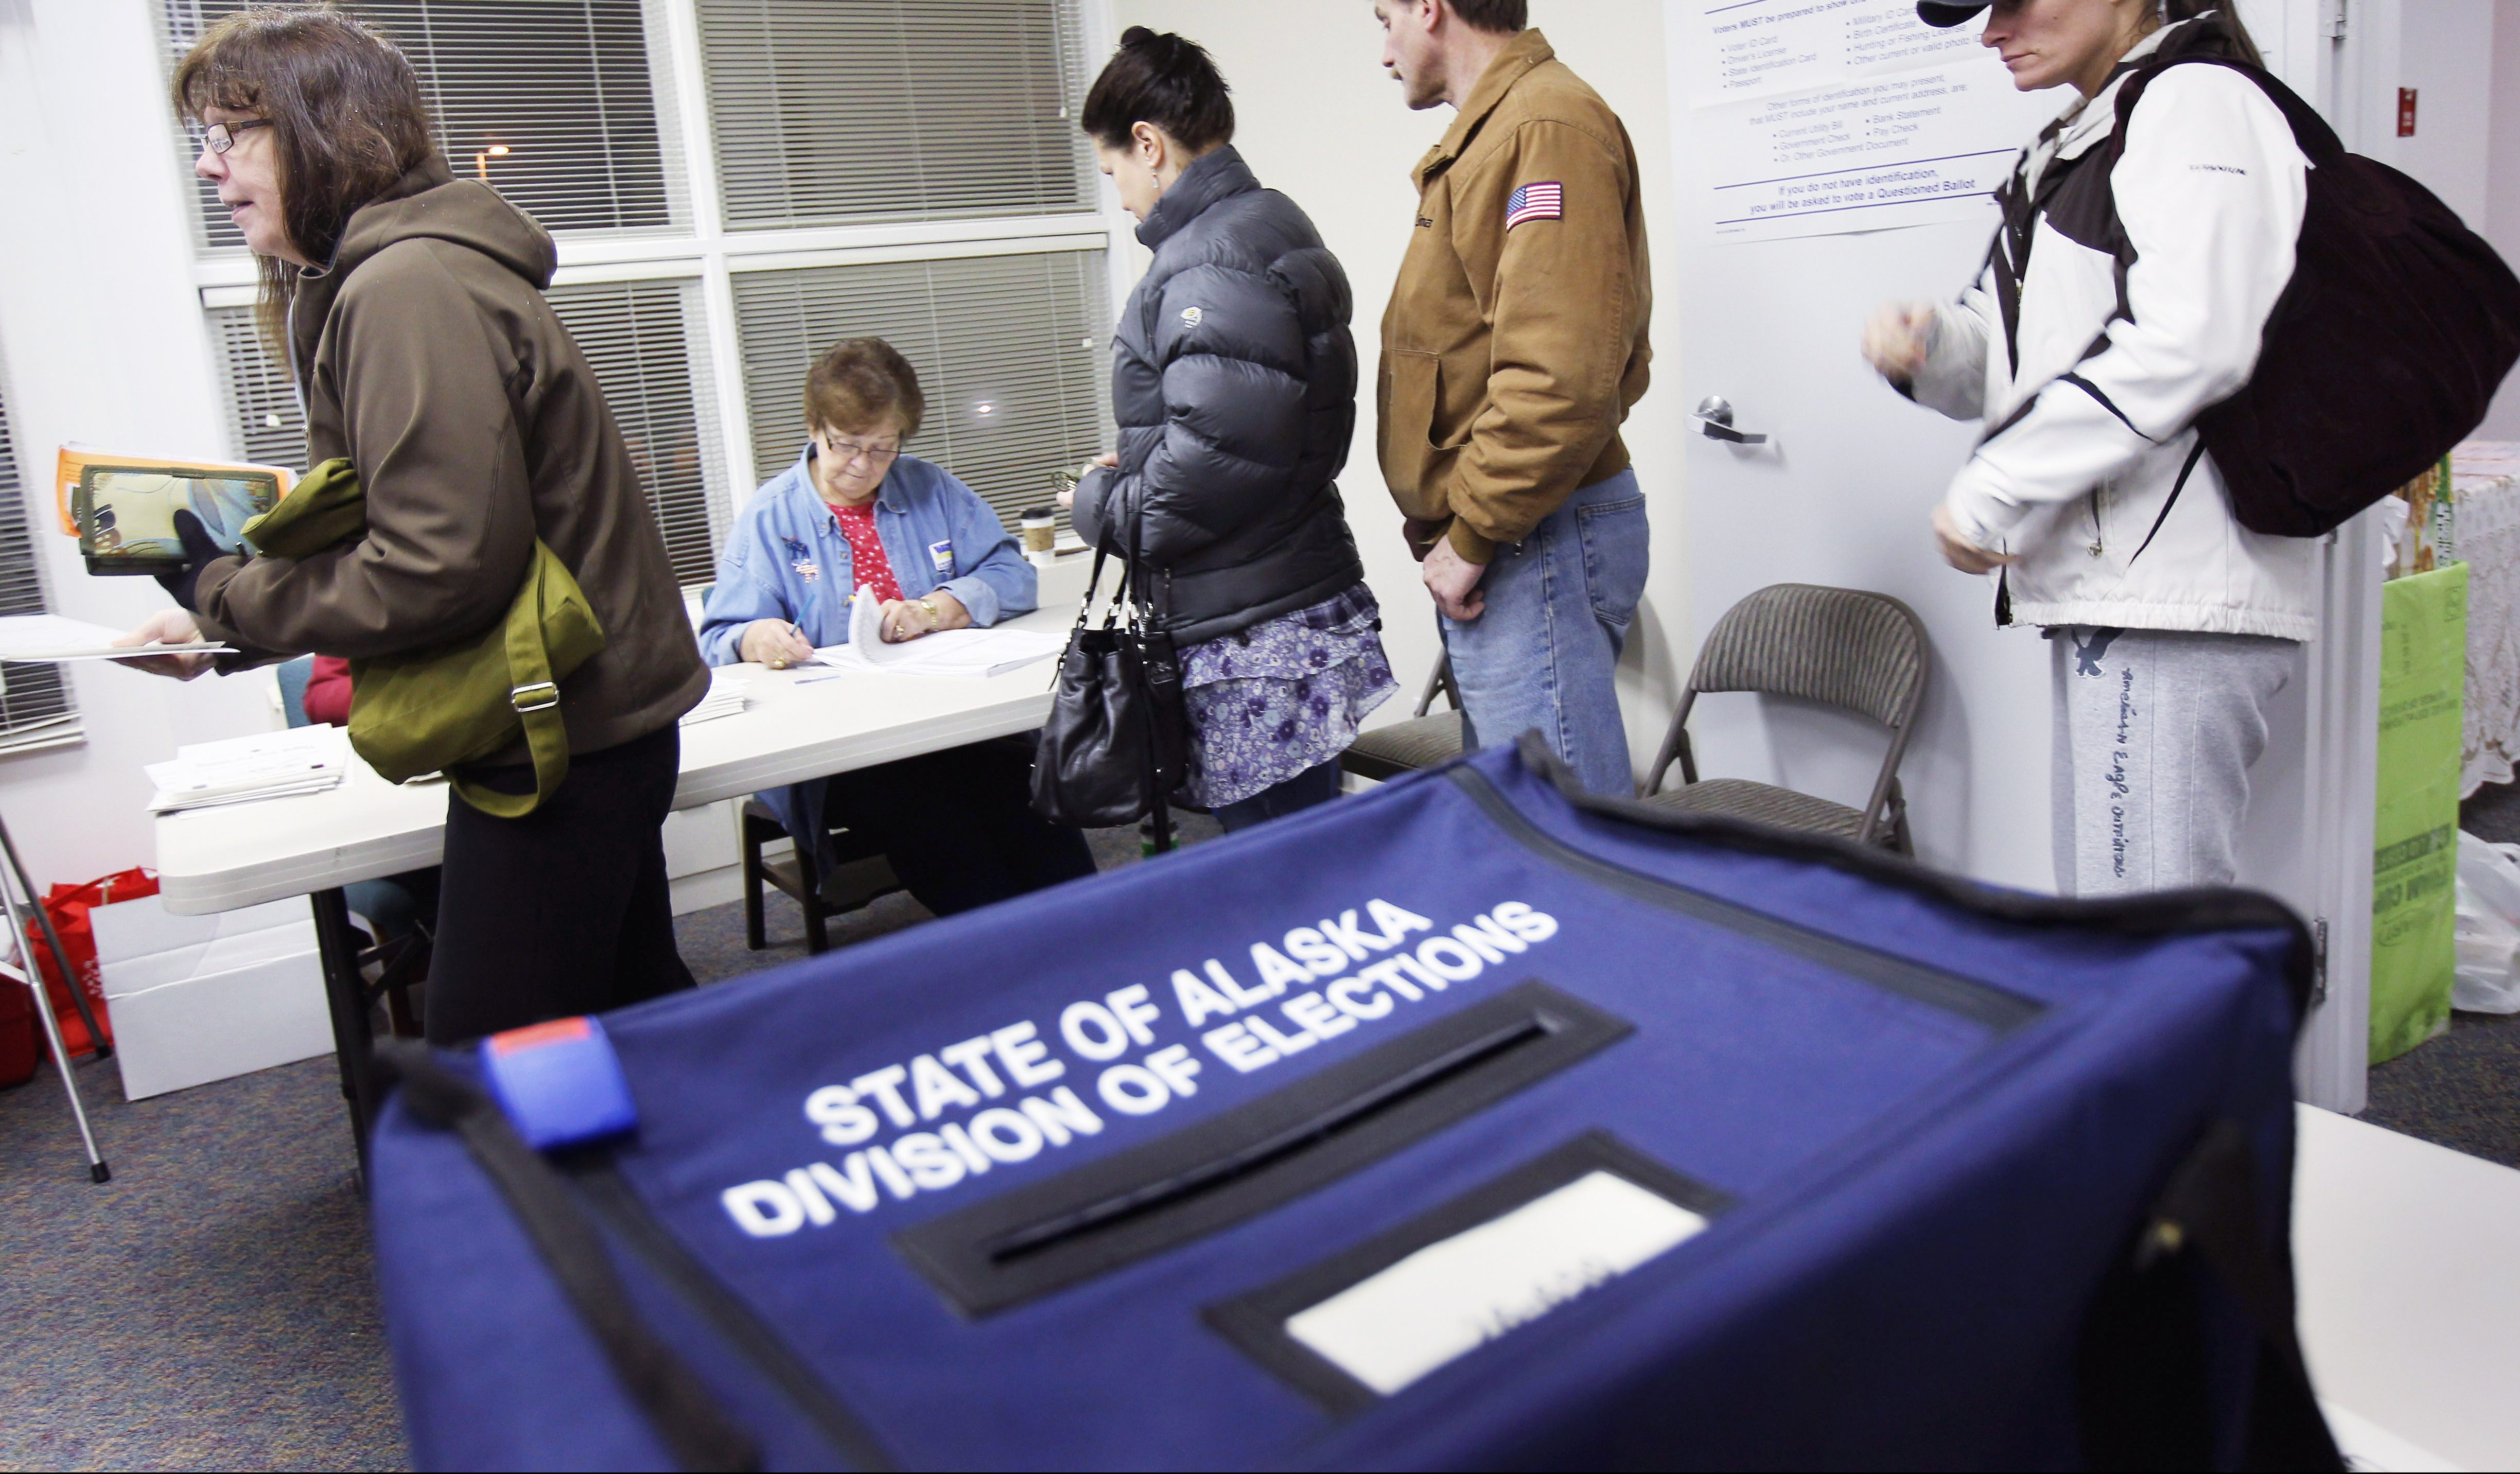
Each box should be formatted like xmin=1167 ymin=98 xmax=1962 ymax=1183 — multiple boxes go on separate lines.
xmin=699 ymin=337 xmax=1096 ymax=916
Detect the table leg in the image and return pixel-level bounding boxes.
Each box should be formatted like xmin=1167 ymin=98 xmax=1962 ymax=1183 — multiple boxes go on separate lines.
xmin=308 ymin=887 xmax=377 ymax=1182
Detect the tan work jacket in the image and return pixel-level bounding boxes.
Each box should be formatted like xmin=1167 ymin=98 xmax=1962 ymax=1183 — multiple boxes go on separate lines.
xmin=1378 ymin=29 xmax=1653 ymax=564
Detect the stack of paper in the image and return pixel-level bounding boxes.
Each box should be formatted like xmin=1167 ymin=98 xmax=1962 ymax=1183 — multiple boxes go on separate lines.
xmin=681 ymin=674 xmax=750 ymax=726
xmin=809 ymin=584 xmax=1065 ymax=679
xmin=0 ymin=614 xmax=227 ymax=663
xmin=146 ymin=725 xmax=349 ymax=813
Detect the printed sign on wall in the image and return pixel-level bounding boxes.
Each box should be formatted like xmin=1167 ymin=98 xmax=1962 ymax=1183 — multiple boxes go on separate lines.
xmin=1682 ymin=0 xmax=2061 ymax=243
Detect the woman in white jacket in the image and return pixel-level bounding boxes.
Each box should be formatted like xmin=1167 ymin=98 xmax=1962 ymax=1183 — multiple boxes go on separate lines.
xmin=1866 ymin=0 xmax=2312 ymax=895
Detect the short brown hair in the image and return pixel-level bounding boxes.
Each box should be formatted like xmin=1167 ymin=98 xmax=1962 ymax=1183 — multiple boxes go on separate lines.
xmin=1450 ymin=0 xmax=1527 ymax=33
xmin=172 ymin=6 xmax=434 ymax=356
xmin=804 ymin=339 xmax=926 ymax=440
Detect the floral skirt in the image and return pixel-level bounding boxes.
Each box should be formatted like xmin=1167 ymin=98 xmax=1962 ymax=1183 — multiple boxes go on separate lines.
xmin=1179 ymin=582 xmax=1397 ymax=809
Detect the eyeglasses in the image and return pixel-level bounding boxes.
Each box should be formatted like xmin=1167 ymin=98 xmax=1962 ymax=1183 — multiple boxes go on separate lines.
xmin=821 ymin=434 xmax=901 ymax=468
xmin=197 ymin=118 xmax=274 ymax=155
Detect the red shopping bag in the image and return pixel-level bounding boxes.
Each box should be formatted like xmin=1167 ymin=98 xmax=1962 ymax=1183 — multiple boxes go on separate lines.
xmin=0 ymin=969 xmax=36 ymax=1087
xmin=21 ymin=867 xmax=158 ymax=1057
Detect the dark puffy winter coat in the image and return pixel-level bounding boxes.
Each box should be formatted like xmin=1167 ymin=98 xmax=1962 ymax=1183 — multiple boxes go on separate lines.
xmin=1072 ymin=147 xmax=1365 ymax=645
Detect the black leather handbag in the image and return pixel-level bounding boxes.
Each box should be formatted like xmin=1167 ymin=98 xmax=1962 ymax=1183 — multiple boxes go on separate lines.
xmin=1030 ymin=504 xmax=1188 ymax=847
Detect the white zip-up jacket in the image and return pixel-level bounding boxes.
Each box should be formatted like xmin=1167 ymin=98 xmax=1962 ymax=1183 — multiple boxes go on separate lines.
xmin=1909 ymin=16 xmax=2317 ymax=640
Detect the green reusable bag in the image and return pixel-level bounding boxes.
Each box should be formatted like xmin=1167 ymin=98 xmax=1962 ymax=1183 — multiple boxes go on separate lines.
xmin=242 ymin=457 xmax=606 ymax=818
xmin=2370 ymin=561 xmax=2466 ymax=1062
xmin=241 ymin=456 xmax=367 ymax=557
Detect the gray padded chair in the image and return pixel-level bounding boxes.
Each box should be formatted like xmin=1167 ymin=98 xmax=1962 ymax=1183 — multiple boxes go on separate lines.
xmin=1340 ymin=655 xmax=1465 ymax=782
xmin=1643 ymin=584 xmax=1927 ymax=853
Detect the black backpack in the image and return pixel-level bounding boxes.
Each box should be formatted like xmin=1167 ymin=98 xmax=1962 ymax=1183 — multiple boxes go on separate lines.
xmin=2108 ymin=51 xmax=2520 ymax=537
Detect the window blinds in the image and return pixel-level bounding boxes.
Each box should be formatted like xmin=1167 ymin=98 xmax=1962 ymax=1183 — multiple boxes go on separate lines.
xmin=162 ymin=0 xmax=683 ymax=252
xmin=696 ymin=0 xmax=1095 ymax=229
xmin=0 ymin=376 xmax=81 ymax=756
xmin=208 ymin=309 xmax=306 ymax=471
xmin=207 ymin=283 xmax=728 ymax=589
xmin=547 ymin=278 xmax=730 ymax=587
xmin=732 ymin=250 xmax=1111 ymax=534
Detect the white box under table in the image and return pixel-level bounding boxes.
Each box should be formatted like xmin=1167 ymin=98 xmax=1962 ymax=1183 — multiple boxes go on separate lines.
xmin=90 ymin=895 xmax=330 ymax=1100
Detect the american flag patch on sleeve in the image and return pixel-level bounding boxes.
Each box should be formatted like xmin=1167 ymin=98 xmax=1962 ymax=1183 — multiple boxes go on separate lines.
xmin=1505 ymin=181 xmax=1564 ymax=230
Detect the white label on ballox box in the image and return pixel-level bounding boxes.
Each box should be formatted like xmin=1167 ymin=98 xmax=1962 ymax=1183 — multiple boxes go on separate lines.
xmin=1284 ymin=1171 xmax=1708 ymax=1396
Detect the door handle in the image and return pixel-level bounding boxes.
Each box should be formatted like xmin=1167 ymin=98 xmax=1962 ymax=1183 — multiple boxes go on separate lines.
xmin=1693 ymin=395 xmax=1769 ymax=445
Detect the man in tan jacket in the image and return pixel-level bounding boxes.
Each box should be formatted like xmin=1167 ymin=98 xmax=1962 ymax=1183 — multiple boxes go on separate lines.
xmin=1375 ymin=0 xmax=1652 ymax=794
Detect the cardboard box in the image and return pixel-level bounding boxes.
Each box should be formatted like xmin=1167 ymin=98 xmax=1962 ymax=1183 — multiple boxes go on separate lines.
xmin=91 ymin=896 xmax=332 ymax=1101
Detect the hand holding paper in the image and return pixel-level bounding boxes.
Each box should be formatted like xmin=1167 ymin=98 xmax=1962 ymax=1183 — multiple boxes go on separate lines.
xmin=811 ymin=584 xmax=1061 ymax=679
xmin=112 ymin=609 xmax=220 ymax=681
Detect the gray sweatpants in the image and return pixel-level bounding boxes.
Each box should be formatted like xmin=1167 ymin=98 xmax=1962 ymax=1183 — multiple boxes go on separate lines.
xmin=2051 ymin=627 xmax=2300 ymax=896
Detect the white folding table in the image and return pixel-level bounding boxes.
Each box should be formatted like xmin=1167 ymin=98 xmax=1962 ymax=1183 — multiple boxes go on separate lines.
xmin=151 ymin=559 xmax=1096 ymax=1166
xmin=2296 ymin=1104 xmax=2520 ymax=1471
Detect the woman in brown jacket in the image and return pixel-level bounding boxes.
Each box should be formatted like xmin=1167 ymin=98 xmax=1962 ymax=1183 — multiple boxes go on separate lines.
xmin=127 ymin=8 xmax=709 ymax=1042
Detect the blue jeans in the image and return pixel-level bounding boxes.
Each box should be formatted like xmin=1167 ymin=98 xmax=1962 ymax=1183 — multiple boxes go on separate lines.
xmin=1442 ymin=470 xmax=1649 ymax=796
xmin=1213 ymin=758 xmax=1343 ymax=833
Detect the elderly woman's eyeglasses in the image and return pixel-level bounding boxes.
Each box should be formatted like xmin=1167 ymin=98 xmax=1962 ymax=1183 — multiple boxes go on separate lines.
xmin=196 ymin=119 xmax=274 ymax=155
xmin=822 ymin=435 xmax=901 ymax=469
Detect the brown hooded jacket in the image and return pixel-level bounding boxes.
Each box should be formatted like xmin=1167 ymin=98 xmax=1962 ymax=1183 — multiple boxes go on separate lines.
xmin=192 ymin=156 xmax=707 ymax=762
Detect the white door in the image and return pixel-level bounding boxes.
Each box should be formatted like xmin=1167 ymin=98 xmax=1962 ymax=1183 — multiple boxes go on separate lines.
xmin=1660 ymin=0 xmax=2379 ymax=1110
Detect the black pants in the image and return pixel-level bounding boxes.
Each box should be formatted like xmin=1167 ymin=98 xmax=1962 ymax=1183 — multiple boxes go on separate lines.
xmin=427 ymin=723 xmax=694 ymax=1044
xmin=822 ymin=739 xmax=1098 ymax=916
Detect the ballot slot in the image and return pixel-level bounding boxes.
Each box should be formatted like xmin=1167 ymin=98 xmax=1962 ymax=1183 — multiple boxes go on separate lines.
xmin=890 ymin=981 xmax=1633 ymax=1318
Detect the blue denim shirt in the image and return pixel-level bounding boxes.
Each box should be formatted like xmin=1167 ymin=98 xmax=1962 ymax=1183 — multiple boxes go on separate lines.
xmin=698 ymin=448 xmax=1038 ymax=875
xmin=696 ymin=448 xmax=1036 ymax=665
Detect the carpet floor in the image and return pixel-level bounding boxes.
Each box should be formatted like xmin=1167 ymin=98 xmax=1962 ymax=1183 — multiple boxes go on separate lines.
xmin=6 ymin=797 xmax=2517 ymax=1468
xmin=2353 ymin=780 xmax=2520 ymax=1169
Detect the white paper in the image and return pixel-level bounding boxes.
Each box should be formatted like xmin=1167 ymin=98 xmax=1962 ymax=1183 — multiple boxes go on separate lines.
xmin=1689 ymin=0 xmax=1984 ymax=107
xmin=0 ymin=613 xmax=229 ymax=662
xmin=146 ymin=725 xmax=348 ymax=812
xmin=1681 ymin=0 xmax=2061 ymax=243
xmin=680 ymin=674 xmax=751 ymax=726
xmin=1284 ymin=1171 xmax=1709 ymax=1397
xmin=1701 ymin=67 xmax=2032 ymax=242
xmin=846 ymin=583 xmax=923 ymax=669
xmin=810 ymin=586 xmax=1063 ymax=679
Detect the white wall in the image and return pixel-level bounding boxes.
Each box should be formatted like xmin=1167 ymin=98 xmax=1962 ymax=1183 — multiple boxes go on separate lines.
xmin=2481 ymin=0 xmax=2520 ymax=440
xmin=2395 ymin=0 xmax=2496 ymax=225
xmin=0 ymin=0 xmax=283 ymax=891
xmin=1103 ymin=0 xmax=1695 ymax=766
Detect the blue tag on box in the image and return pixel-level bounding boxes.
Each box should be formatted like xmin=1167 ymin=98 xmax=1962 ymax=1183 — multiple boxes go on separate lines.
xmin=478 ymin=1016 xmax=639 ymax=1151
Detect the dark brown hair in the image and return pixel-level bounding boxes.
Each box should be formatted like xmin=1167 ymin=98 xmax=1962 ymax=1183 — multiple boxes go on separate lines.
xmin=1080 ymin=27 xmax=1234 ymax=152
xmin=2168 ymin=0 xmax=2264 ymax=67
xmin=172 ymin=5 xmax=434 ymax=353
xmin=805 ymin=339 xmax=926 ymax=440
xmin=1448 ymin=0 xmax=1528 ymax=34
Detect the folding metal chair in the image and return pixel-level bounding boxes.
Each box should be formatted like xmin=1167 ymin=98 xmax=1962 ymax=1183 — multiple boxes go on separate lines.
xmin=1643 ymin=583 xmax=1928 ymax=853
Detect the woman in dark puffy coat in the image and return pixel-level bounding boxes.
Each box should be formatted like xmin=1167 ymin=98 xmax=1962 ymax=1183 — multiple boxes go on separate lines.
xmin=1064 ymin=28 xmax=1394 ymax=833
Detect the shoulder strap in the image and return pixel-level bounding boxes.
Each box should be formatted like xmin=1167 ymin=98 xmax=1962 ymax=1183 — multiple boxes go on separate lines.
xmin=450 ymin=540 xmax=605 ymax=819
xmin=375 ymin=1043 xmax=762 ymax=1473
xmin=2110 ymin=52 xmax=2343 ymax=170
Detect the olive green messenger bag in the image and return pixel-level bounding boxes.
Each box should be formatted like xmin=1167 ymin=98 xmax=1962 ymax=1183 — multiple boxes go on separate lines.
xmin=240 ymin=458 xmax=605 ymax=818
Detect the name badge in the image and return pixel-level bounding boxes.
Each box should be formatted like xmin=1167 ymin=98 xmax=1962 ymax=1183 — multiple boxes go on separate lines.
xmin=927 ymin=538 xmax=954 ymax=574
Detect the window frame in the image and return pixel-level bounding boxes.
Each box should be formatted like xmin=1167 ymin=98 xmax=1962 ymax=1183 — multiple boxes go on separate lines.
xmin=183 ymin=0 xmax=1134 ymax=578
xmin=0 ymin=361 xmax=83 ymax=758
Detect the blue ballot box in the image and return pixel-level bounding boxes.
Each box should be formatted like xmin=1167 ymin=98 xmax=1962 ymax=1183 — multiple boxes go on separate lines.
xmin=367 ymin=735 xmax=2340 ymax=1471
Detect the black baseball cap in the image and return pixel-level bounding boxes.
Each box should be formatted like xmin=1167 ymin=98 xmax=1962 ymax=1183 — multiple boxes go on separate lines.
xmin=1917 ymin=1 xmax=1990 ymax=24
